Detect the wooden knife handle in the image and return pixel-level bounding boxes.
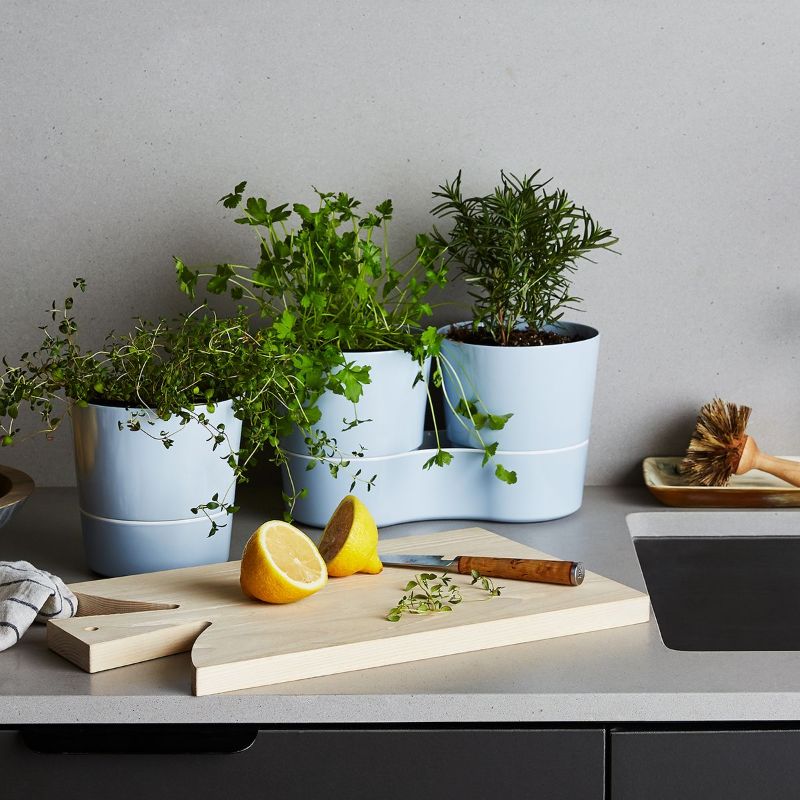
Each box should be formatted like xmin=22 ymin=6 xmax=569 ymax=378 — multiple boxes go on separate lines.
xmin=456 ymin=556 xmax=584 ymax=586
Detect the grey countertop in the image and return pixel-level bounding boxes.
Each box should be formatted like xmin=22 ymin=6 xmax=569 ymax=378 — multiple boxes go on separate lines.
xmin=2 ymin=485 xmax=799 ymax=725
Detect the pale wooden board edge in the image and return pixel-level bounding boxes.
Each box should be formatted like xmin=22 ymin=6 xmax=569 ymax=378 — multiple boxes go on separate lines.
xmin=47 ymin=621 xmax=91 ymax=672
xmin=193 ymin=595 xmax=651 ymax=696
xmin=48 ymin=619 xmax=211 ymax=673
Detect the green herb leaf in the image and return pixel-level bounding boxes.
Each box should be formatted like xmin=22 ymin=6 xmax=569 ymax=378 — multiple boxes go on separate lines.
xmin=495 ymin=463 xmax=518 ymax=484
xmin=487 ymin=412 xmax=513 ymax=430
xmin=422 ymin=449 xmax=453 ymax=470
xmin=220 ymin=181 xmax=247 ymax=209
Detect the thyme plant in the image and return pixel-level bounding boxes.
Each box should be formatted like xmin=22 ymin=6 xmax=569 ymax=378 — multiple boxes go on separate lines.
xmin=0 ymin=280 xmax=341 ymax=532
xmin=431 ymin=170 xmax=618 ymax=345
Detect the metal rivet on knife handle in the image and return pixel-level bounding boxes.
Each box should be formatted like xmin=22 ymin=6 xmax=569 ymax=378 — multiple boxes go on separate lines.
xmin=455 ymin=556 xmax=584 ymax=587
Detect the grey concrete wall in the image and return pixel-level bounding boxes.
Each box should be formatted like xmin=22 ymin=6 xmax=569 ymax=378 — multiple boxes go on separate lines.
xmin=1 ymin=1 xmax=799 ymax=487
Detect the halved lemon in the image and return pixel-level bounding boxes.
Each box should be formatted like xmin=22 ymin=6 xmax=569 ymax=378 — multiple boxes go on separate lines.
xmin=318 ymin=495 xmax=382 ymax=577
xmin=240 ymin=520 xmax=328 ymax=603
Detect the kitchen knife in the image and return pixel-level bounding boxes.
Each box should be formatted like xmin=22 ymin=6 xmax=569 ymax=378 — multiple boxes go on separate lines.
xmin=380 ymin=554 xmax=584 ymax=586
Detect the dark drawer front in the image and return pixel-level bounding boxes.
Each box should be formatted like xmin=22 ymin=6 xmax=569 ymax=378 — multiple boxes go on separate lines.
xmin=2 ymin=727 xmax=604 ymax=800
xmin=612 ymin=729 xmax=800 ymax=800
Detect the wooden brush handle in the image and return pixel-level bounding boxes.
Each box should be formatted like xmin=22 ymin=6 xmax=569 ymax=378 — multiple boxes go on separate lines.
xmin=737 ymin=437 xmax=800 ymax=487
xmin=750 ymin=452 xmax=800 ymax=487
xmin=456 ymin=556 xmax=584 ymax=586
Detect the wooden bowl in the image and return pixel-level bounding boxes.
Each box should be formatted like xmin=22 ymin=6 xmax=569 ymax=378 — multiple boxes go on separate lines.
xmin=0 ymin=464 xmax=34 ymax=528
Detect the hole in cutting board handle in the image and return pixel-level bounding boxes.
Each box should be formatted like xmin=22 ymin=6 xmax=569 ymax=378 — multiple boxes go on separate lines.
xmin=83 ymin=626 xmax=99 ymax=631
xmin=20 ymin=725 xmax=258 ymax=754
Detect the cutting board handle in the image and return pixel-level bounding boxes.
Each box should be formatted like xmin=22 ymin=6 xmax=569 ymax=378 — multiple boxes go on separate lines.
xmin=47 ymin=592 xmax=210 ymax=673
xmin=456 ymin=556 xmax=583 ymax=586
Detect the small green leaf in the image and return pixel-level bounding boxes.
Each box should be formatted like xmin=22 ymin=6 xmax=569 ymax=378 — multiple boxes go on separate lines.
xmin=207 ymin=263 xmax=235 ymax=294
xmin=375 ymin=199 xmax=393 ymax=218
xmin=481 ymin=441 xmax=498 ymax=467
xmin=332 ymin=363 xmax=371 ymax=403
xmin=219 ymin=181 xmax=247 ymax=209
xmin=273 ymin=308 xmax=296 ymax=339
xmin=422 ymin=449 xmax=453 ymax=470
xmin=174 ymin=257 xmax=198 ymax=298
xmin=487 ymin=412 xmax=513 ymax=430
xmin=495 ymin=463 xmax=518 ymax=484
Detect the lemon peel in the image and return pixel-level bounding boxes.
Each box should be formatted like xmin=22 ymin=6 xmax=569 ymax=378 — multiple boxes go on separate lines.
xmin=240 ymin=520 xmax=328 ymax=603
xmin=319 ymin=495 xmax=382 ymax=577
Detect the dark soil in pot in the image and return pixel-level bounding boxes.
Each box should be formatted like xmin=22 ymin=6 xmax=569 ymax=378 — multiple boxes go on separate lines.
xmin=446 ymin=325 xmax=578 ymax=347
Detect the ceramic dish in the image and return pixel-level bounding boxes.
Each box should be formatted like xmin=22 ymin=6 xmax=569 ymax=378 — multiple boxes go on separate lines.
xmin=0 ymin=464 xmax=35 ymax=528
xmin=643 ymin=456 xmax=800 ymax=508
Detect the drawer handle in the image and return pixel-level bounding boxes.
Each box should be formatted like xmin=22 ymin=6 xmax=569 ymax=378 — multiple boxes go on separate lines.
xmin=20 ymin=725 xmax=257 ymax=754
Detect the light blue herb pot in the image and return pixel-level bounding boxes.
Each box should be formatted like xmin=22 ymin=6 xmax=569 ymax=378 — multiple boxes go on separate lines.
xmin=282 ymin=433 xmax=587 ymax=527
xmin=72 ymin=400 xmax=242 ymax=576
xmin=439 ymin=321 xmax=600 ymax=451
xmin=281 ymin=350 xmax=430 ymax=458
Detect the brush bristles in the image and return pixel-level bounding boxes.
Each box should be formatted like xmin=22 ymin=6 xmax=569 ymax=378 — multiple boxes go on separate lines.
xmin=680 ymin=398 xmax=752 ymax=486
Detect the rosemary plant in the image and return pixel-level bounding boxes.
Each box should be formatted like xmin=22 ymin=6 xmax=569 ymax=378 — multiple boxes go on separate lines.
xmin=431 ymin=170 xmax=618 ymax=345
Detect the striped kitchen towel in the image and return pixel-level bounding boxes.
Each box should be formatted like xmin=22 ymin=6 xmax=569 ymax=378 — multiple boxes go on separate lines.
xmin=0 ymin=561 xmax=77 ymax=650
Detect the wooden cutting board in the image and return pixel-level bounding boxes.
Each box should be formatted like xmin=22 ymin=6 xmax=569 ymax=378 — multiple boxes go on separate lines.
xmin=47 ymin=527 xmax=650 ymax=696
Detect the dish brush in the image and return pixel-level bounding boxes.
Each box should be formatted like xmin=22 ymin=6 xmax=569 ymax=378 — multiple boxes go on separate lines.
xmin=680 ymin=398 xmax=800 ymax=487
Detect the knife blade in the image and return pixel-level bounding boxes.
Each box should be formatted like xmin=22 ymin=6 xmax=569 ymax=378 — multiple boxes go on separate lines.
xmin=380 ymin=554 xmax=584 ymax=586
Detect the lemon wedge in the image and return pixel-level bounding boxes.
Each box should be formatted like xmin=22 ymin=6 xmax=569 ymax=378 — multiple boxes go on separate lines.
xmin=240 ymin=520 xmax=328 ymax=603
xmin=318 ymin=495 xmax=382 ymax=577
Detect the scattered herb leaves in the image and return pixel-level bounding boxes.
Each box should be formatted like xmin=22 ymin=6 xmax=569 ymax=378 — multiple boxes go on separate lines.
xmin=386 ymin=572 xmax=462 ymax=622
xmin=470 ymin=569 xmax=503 ymax=597
xmin=386 ymin=570 xmax=502 ymax=622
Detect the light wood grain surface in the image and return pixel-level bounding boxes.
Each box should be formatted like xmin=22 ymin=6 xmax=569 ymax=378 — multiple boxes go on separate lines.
xmin=47 ymin=527 xmax=649 ymax=696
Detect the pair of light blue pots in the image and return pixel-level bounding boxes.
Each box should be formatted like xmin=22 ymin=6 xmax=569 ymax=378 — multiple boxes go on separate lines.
xmin=283 ymin=321 xmax=600 ymax=527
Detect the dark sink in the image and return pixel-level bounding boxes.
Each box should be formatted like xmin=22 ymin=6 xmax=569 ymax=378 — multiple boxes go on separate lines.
xmin=627 ymin=511 xmax=800 ymax=651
